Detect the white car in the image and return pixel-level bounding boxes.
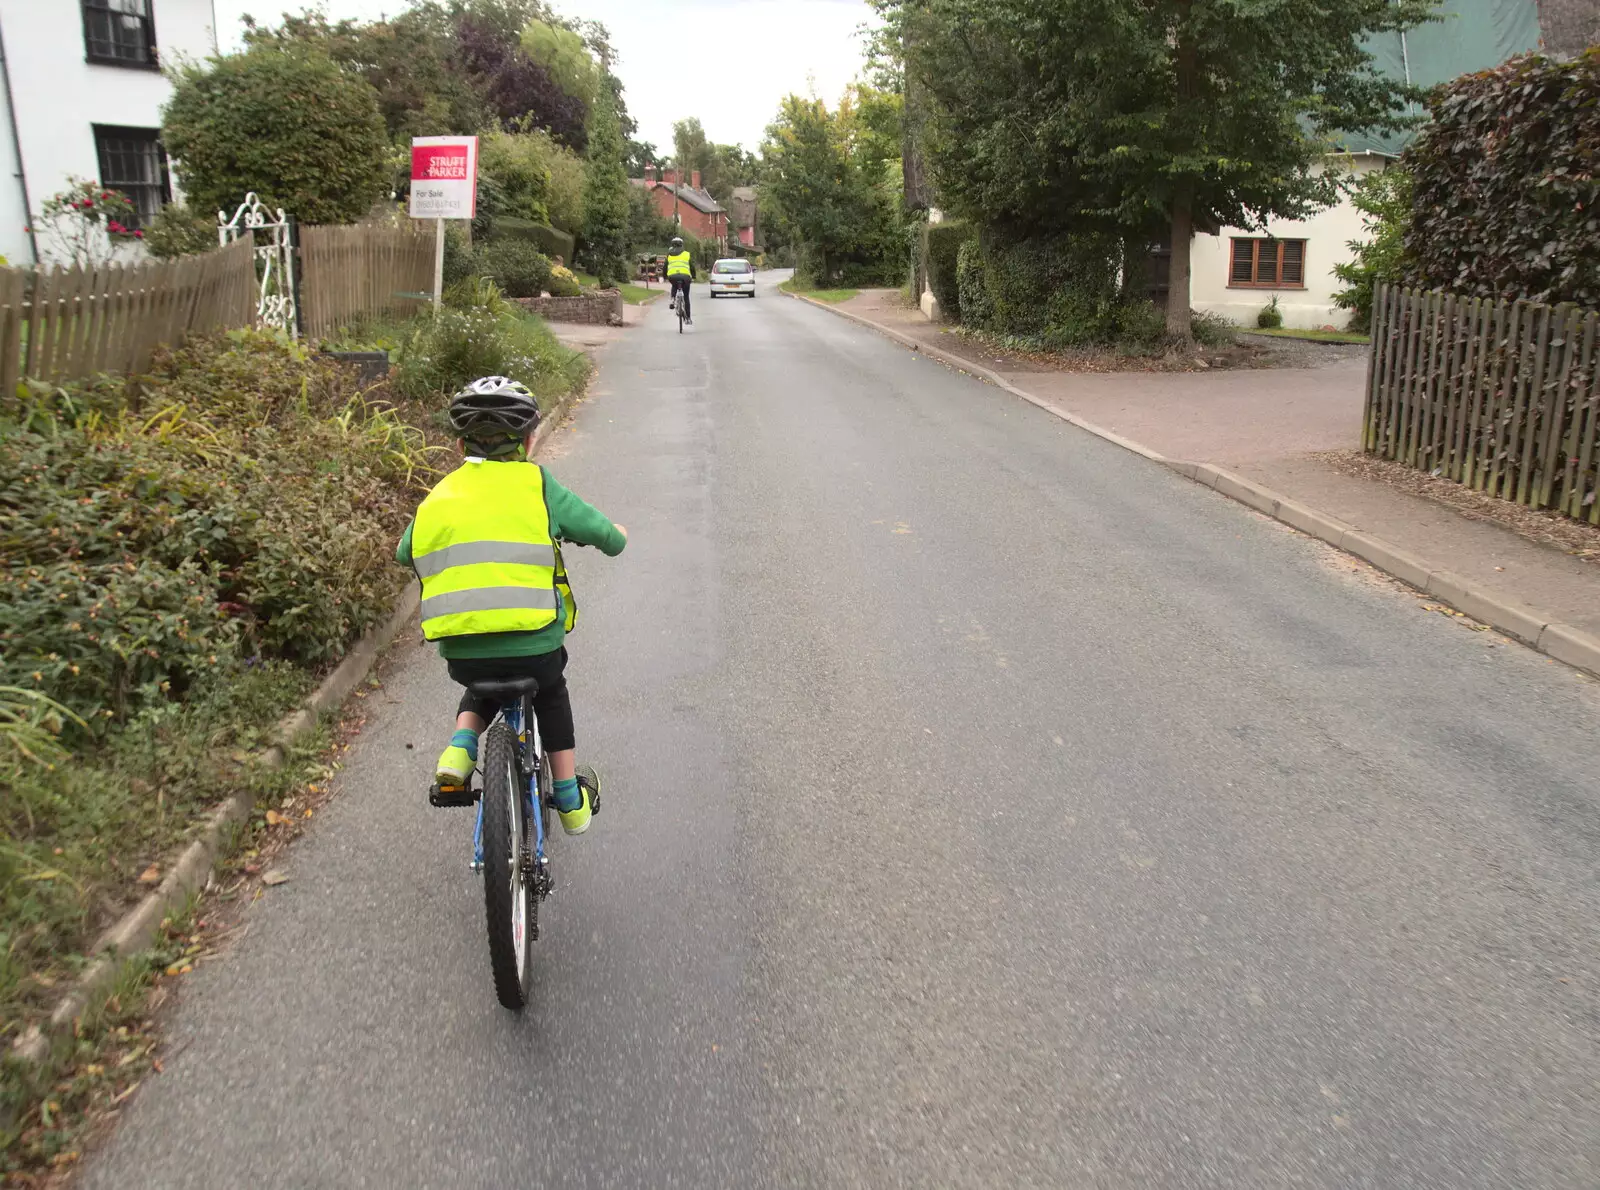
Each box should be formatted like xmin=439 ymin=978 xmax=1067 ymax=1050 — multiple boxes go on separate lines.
xmin=710 ymin=258 xmax=756 ymax=297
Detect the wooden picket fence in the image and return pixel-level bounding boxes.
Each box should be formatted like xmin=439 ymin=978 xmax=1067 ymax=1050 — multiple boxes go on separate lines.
xmin=1365 ymin=282 xmax=1600 ymax=523
xmin=0 ymin=237 xmax=257 ymax=397
xmin=299 ymin=222 xmax=436 ymax=341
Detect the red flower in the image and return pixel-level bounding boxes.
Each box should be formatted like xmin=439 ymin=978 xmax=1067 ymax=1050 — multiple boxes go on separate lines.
xmin=107 ymin=221 xmax=124 ymax=233
xmin=133 ymin=230 xmax=143 ymax=239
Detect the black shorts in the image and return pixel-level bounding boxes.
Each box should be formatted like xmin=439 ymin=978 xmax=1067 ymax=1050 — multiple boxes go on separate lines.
xmin=446 ymin=648 xmax=574 ymax=753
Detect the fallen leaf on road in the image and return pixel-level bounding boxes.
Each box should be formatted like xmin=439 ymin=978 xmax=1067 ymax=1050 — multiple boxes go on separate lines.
xmin=137 ymin=865 xmax=161 ymax=885
xmin=264 ymin=809 xmax=291 ymax=827
xmin=261 ymin=869 xmax=289 ymax=886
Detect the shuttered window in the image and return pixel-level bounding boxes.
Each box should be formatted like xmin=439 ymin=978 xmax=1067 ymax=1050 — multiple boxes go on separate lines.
xmin=1229 ymin=238 xmax=1307 ymax=288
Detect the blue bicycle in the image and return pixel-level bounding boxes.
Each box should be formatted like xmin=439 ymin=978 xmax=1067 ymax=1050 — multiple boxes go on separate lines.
xmin=431 ymin=676 xmax=563 ymax=1009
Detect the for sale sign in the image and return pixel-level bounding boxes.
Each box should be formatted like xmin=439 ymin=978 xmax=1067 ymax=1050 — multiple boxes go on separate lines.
xmin=409 ymin=136 xmax=478 ymax=219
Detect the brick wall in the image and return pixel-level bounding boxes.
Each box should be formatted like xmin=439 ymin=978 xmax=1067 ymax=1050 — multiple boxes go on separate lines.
xmin=515 ymin=292 xmax=623 ymax=325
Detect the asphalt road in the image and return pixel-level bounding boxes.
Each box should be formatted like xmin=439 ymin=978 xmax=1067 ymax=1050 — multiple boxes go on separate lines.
xmin=85 ymin=280 xmax=1600 ymax=1189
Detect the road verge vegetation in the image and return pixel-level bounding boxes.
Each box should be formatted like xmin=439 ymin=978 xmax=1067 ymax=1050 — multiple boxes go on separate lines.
xmin=780 ymin=278 xmax=860 ymax=304
xmin=0 ymin=297 xmax=588 ymax=1168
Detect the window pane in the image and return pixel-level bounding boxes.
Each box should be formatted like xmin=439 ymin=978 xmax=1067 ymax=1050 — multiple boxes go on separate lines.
xmin=1229 ymin=239 xmax=1254 ymax=285
xmin=1282 ymin=239 xmax=1305 ymax=285
xmin=95 ymin=128 xmax=165 ymax=228
xmin=1257 ymin=241 xmax=1280 ymax=285
xmin=84 ymin=0 xmax=153 ymax=64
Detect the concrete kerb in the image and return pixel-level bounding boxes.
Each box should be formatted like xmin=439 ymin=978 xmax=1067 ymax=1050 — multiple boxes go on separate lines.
xmin=791 ymin=292 xmax=1600 ymax=683
xmin=10 ymin=385 xmax=588 ymax=1070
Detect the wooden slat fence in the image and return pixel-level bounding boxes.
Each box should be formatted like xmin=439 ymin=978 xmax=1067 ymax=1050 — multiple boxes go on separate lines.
xmin=0 ymin=237 xmax=257 ymax=396
xmin=299 ymin=222 xmax=436 ymax=341
xmin=1365 ymin=282 xmax=1600 ymax=523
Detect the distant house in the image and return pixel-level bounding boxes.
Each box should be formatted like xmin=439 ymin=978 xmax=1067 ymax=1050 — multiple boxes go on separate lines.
xmin=632 ymin=165 xmax=729 ymax=250
xmin=729 ymin=186 xmax=758 ymax=250
xmin=1189 ymin=0 xmax=1544 ymax=330
xmin=0 ymin=0 xmax=220 ymax=265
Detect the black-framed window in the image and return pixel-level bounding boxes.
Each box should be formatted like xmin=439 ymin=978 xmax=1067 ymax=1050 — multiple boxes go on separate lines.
xmin=1229 ymin=237 xmax=1306 ymax=288
xmin=93 ymin=126 xmax=170 ymax=229
xmin=83 ymin=0 xmax=157 ymax=68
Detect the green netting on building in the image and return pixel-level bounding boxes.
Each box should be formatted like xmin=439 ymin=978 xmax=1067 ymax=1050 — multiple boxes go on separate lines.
xmin=1337 ymin=0 xmax=1544 ymax=155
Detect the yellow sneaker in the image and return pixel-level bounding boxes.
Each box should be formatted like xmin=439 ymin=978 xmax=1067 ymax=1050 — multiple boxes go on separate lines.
xmin=435 ymin=744 xmax=474 ymax=786
xmin=558 ymin=767 xmax=601 ymax=836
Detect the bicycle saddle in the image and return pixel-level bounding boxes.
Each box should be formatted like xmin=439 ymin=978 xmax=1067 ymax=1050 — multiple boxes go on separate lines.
xmin=467 ymin=676 xmax=542 ymax=702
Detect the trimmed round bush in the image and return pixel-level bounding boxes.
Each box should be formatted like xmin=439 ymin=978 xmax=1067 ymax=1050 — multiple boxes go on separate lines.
xmin=473 ymin=238 xmax=552 ymax=298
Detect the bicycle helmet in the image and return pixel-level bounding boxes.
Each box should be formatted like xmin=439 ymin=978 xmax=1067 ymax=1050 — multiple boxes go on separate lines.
xmin=447 ymin=376 xmax=540 ymax=456
xmin=669 ymin=236 xmax=684 ymax=250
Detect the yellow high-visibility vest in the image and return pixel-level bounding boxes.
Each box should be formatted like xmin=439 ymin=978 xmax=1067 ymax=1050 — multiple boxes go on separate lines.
xmin=665 ymin=250 xmax=692 ymax=277
xmin=412 ymin=459 xmax=574 ymax=640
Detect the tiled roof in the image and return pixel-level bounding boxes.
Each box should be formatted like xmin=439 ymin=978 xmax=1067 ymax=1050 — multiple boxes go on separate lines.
xmin=632 ymin=178 xmax=726 ymax=215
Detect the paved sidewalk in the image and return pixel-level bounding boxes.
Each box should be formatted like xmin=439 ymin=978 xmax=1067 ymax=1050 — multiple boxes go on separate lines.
xmin=828 ymin=289 xmax=1600 ymax=656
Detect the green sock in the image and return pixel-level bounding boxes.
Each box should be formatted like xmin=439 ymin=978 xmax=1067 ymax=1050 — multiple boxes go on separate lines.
xmin=450 ymin=728 xmax=479 ymax=762
xmin=552 ymin=776 xmax=581 ymax=812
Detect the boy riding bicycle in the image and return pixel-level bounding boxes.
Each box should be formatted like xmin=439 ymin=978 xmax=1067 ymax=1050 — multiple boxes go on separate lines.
xmin=664 ymin=236 xmax=694 ymax=324
xmin=395 ymin=376 xmax=627 ymax=835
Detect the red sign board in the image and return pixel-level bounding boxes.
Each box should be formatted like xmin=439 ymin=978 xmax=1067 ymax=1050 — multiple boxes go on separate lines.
xmin=409 ymin=136 xmax=478 ymax=220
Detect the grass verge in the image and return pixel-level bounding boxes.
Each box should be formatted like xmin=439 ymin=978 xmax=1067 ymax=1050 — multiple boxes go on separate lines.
xmin=1247 ymin=326 xmax=1371 ymax=344
xmin=779 ymin=278 xmax=860 ymax=303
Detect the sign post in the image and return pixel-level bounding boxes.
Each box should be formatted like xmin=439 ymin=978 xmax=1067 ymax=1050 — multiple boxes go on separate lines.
xmin=408 ymin=135 xmax=479 ymax=308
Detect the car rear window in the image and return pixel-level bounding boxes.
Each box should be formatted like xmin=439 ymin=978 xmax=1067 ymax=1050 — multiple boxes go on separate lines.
xmin=714 ymin=261 xmax=751 ymax=274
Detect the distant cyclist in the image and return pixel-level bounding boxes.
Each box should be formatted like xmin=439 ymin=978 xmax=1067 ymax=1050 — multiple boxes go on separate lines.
xmin=664 ymin=236 xmax=694 ymax=325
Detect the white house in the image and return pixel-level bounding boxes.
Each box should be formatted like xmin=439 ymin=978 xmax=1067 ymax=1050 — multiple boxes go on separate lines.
xmin=0 ymin=0 xmax=220 ymax=266
xmin=1190 ymin=0 xmax=1545 ymax=330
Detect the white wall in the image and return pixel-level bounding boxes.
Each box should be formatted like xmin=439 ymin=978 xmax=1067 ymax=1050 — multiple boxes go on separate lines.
xmin=0 ymin=0 xmax=219 ymax=264
xmin=1191 ymin=155 xmax=1387 ymax=332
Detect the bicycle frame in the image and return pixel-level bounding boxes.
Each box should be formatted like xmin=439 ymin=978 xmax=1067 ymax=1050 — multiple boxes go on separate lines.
xmin=471 ymin=696 xmax=546 ymax=873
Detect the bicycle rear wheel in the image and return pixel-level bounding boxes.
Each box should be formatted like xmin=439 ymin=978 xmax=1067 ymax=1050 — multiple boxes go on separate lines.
xmin=481 ymin=722 xmax=534 ymax=1009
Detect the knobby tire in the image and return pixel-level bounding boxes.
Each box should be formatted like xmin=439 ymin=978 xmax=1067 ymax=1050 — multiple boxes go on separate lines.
xmin=481 ymin=723 xmax=533 ymax=1009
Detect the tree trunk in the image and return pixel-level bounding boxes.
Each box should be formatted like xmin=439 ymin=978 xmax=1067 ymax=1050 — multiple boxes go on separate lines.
xmin=1165 ymin=202 xmax=1193 ymax=339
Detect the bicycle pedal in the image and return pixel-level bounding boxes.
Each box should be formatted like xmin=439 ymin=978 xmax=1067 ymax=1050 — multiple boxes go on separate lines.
xmin=429 ymin=781 xmax=479 ymax=808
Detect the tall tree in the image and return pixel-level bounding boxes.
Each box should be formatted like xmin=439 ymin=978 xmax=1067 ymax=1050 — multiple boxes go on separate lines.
xmin=878 ymin=0 xmax=1432 ymax=338
xmin=241 ymin=10 xmax=486 ymax=140
xmin=581 ymin=76 xmax=630 ymax=283
xmin=761 ymin=94 xmax=897 ymax=284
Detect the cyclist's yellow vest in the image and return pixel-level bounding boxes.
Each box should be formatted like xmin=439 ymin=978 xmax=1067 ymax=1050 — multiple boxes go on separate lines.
xmin=665 ymin=250 xmax=692 ymax=277
xmin=411 ymin=460 xmax=575 ymax=640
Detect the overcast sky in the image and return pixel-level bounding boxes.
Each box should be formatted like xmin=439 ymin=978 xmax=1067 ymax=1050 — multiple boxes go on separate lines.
xmin=212 ymin=0 xmax=878 ymax=155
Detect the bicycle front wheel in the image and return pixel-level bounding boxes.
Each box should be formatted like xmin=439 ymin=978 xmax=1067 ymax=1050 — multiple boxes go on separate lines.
xmin=481 ymin=722 xmax=534 ymax=1009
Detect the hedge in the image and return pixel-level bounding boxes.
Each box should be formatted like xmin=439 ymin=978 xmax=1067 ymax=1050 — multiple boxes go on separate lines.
xmin=923 ymin=220 xmax=970 ymax=321
xmin=956 ymin=240 xmax=993 ymax=330
xmin=473 ymin=237 xmax=552 ymax=298
xmin=493 ymin=217 xmax=577 ymax=266
xmin=1404 ymin=49 xmax=1600 ymax=309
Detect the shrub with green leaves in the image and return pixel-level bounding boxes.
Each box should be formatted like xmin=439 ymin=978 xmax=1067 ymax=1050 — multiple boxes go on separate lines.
xmin=391 ymin=307 xmax=588 ymax=405
xmin=923 ymin=221 xmax=970 ymax=321
xmin=0 ymin=332 xmax=435 ymax=735
xmin=143 ymin=202 xmax=218 ymax=260
xmin=162 ymin=45 xmax=390 ymax=224
xmin=956 ymin=239 xmax=993 ymax=330
xmin=1331 ymin=165 xmax=1413 ymax=330
xmin=1404 ymin=50 xmax=1600 ymax=308
xmin=473 ymin=238 xmax=552 ymax=299
xmin=547 ymin=265 xmax=581 ymax=297
xmin=493 ymin=217 xmax=576 ymax=266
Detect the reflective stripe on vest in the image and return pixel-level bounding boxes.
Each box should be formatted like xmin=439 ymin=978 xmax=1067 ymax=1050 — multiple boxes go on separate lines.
xmin=666 ymin=251 xmax=692 ymax=277
xmin=412 ymin=540 xmax=556 ymax=580
xmin=412 ymin=460 xmax=561 ymax=640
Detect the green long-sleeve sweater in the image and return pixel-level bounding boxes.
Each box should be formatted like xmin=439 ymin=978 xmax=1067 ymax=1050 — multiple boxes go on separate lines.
xmin=396 ymin=464 xmax=626 ymax=659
